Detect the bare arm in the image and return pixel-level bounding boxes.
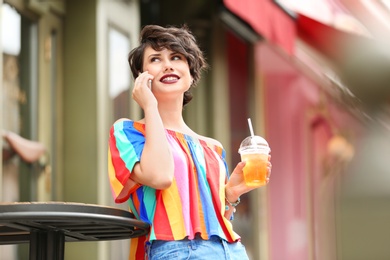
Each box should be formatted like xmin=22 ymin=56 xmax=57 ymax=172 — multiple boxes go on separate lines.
xmin=224 ymin=157 xmax=272 ymax=220
xmin=128 ymin=72 xmax=174 ymax=190
xmin=224 ymin=162 xmax=245 ymax=220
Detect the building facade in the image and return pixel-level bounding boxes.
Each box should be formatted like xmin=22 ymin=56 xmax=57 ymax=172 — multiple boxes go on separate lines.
xmin=1 ymin=0 xmax=141 ymax=259
xmin=2 ymin=0 xmax=389 ymax=259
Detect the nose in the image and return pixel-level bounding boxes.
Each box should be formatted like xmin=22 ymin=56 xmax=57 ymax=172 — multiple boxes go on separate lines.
xmin=163 ymin=59 xmax=173 ymax=72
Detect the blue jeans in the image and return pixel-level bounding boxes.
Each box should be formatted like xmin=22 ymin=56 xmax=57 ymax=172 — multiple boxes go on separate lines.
xmin=146 ymin=236 xmax=249 ymax=260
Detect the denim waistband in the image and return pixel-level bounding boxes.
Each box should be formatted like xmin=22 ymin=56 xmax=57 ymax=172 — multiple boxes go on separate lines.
xmin=146 ymin=236 xmax=248 ymax=260
xmin=147 ymin=235 xmax=224 ymax=254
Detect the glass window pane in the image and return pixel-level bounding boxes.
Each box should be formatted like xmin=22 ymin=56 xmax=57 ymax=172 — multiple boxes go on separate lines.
xmin=2 ymin=4 xmax=21 ymax=56
xmin=109 ymin=28 xmax=131 ymax=120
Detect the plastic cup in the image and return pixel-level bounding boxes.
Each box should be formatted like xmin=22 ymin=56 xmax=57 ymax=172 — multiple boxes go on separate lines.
xmin=238 ymin=135 xmax=271 ymax=187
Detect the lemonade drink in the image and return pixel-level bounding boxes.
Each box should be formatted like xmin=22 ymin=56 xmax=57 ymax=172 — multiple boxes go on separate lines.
xmin=238 ymin=135 xmax=270 ymax=187
xmin=241 ymin=152 xmax=269 ymax=187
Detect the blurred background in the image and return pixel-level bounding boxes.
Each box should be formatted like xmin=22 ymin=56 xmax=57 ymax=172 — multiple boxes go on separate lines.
xmin=1 ymin=0 xmax=390 ymax=259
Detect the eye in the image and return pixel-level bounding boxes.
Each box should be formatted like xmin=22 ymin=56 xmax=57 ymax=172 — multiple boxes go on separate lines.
xmin=172 ymin=55 xmax=182 ymax=61
xmin=150 ymin=57 xmax=160 ymax=62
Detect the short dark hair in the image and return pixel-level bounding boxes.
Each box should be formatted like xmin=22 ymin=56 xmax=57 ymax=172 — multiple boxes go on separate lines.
xmin=128 ymin=24 xmax=208 ymax=106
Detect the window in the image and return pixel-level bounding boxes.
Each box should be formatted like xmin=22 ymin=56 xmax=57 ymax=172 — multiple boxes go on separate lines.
xmin=108 ymin=27 xmax=131 ymax=121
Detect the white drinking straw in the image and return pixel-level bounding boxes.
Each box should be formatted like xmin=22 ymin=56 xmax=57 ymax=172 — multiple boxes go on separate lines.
xmin=247 ymin=118 xmax=255 ymax=137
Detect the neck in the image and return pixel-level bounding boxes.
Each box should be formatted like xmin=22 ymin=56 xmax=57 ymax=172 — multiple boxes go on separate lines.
xmin=157 ymin=100 xmax=188 ymax=131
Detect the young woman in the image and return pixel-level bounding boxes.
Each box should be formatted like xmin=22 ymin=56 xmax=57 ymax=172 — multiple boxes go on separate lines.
xmin=108 ymin=24 xmax=272 ymax=260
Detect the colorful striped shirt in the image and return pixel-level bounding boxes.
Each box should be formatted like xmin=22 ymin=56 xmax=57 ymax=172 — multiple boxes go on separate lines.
xmin=108 ymin=120 xmax=240 ymax=259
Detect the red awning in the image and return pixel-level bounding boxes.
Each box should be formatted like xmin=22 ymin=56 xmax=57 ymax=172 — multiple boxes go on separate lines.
xmin=296 ymin=13 xmax=373 ymax=65
xmin=223 ymin=0 xmax=296 ymax=55
xmin=223 ymin=0 xmax=374 ymax=64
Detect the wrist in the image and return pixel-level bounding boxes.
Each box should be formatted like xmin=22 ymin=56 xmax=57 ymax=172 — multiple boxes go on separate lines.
xmin=143 ymin=103 xmax=158 ymax=113
xmin=2 ymin=130 xmax=9 ymax=139
xmin=225 ymin=186 xmax=240 ymax=206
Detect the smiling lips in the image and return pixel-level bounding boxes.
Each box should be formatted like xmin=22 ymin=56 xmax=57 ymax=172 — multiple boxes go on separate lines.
xmin=160 ymin=74 xmax=180 ymax=83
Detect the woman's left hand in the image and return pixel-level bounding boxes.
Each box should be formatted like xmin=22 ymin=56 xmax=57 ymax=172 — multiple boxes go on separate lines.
xmin=225 ymin=156 xmax=272 ymax=202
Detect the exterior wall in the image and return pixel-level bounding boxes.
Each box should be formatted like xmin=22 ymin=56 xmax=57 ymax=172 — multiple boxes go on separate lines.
xmin=258 ymin=43 xmax=363 ymax=260
xmin=63 ymin=0 xmax=97 ymax=203
xmin=37 ymin=1 xmax=64 ymax=202
xmin=62 ymin=2 xmax=99 ymax=259
xmin=209 ymin=18 xmax=230 ymax=164
xmin=63 ymin=0 xmax=140 ymax=259
xmin=1 ymin=1 xmax=372 ymax=260
xmin=1 ymin=1 xmax=9 ymax=259
xmin=95 ymin=0 xmax=140 ymax=259
xmin=225 ymin=29 xmax=269 ymax=260
xmin=1 ymin=0 xmax=140 ymax=259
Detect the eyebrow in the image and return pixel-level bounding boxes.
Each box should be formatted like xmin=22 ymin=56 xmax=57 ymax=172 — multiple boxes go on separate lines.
xmin=147 ymin=53 xmax=161 ymax=59
xmin=147 ymin=51 xmax=181 ymax=58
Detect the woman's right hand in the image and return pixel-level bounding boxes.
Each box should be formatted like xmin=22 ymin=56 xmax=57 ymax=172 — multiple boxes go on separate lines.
xmin=129 ymin=71 xmax=175 ymax=190
xmin=132 ymin=71 xmax=156 ymax=110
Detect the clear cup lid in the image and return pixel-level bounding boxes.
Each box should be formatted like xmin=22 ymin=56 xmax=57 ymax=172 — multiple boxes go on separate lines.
xmin=238 ymin=136 xmax=270 ymax=154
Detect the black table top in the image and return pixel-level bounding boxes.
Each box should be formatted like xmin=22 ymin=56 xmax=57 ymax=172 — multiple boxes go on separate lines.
xmin=0 ymin=202 xmax=150 ymax=245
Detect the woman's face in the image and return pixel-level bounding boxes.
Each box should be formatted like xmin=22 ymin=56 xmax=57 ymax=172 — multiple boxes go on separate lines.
xmin=142 ymin=46 xmax=192 ymax=97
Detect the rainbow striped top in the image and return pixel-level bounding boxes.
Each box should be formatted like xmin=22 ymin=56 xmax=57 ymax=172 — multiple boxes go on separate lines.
xmin=108 ymin=120 xmax=240 ymax=259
